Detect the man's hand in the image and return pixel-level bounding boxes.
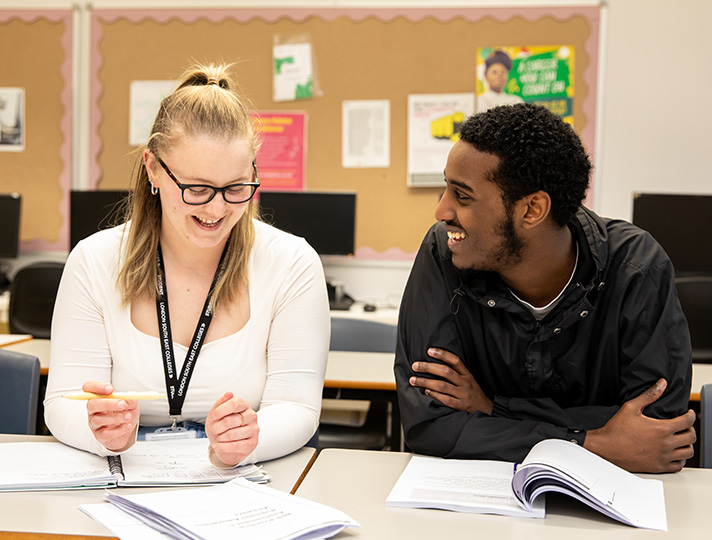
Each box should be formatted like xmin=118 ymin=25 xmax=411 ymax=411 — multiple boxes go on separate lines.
xmin=409 ymin=348 xmax=493 ymax=415
xmin=84 ymin=381 xmax=139 ymax=452
xmin=206 ymin=392 xmax=259 ymax=468
xmin=584 ymin=378 xmax=696 ymax=473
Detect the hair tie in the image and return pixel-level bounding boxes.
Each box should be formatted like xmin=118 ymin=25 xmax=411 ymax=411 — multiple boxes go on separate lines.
xmin=207 ymin=78 xmax=220 ymax=86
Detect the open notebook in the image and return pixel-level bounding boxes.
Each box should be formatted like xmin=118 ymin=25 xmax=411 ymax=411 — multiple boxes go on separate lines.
xmin=0 ymin=438 xmax=269 ymax=491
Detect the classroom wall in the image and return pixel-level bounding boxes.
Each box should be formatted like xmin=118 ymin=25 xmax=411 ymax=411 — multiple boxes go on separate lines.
xmin=1 ymin=0 xmax=711 ymax=307
xmin=596 ymin=0 xmax=712 ymax=221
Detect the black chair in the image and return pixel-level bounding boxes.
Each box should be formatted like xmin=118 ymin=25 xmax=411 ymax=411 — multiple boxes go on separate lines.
xmin=675 ymin=275 xmax=712 ymax=363
xmin=701 ymin=384 xmax=712 ymax=468
xmin=318 ymin=318 xmax=398 ymax=452
xmin=8 ymin=261 xmax=65 ymax=339
xmin=0 ymin=349 xmax=41 ymax=435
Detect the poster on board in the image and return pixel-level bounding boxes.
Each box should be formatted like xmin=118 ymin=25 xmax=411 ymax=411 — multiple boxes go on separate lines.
xmin=476 ymin=46 xmax=574 ymax=124
xmin=0 ymin=88 xmax=24 ymax=151
xmin=341 ymin=100 xmax=390 ymax=169
xmin=251 ymin=111 xmax=306 ymax=190
xmin=129 ymin=80 xmax=176 ymax=146
xmin=273 ymin=38 xmax=319 ymax=102
xmin=407 ymin=93 xmax=475 ymax=187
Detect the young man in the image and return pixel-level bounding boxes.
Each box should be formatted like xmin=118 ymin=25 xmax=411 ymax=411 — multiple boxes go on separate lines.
xmin=395 ymin=103 xmax=696 ymax=473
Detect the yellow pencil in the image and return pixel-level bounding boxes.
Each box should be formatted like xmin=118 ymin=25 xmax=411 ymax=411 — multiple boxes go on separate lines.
xmin=62 ymin=391 xmax=166 ymax=400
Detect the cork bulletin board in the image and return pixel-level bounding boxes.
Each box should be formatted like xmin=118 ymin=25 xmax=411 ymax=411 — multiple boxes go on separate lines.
xmin=91 ymin=6 xmax=599 ymax=259
xmin=0 ymin=10 xmax=72 ymax=252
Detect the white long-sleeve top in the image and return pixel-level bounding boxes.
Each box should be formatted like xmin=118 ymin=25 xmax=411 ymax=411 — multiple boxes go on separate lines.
xmin=44 ymin=220 xmax=330 ymax=463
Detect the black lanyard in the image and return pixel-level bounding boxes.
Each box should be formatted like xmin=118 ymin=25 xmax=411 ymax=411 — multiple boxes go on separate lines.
xmin=155 ymin=243 xmax=228 ymax=422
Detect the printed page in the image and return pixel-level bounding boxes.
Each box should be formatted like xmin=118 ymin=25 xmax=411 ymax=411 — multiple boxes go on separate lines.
xmin=386 ymin=455 xmax=544 ymax=518
xmin=119 ymin=439 xmax=269 ymax=486
xmin=0 ymin=442 xmax=118 ymax=491
xmin=513 ymin=439 xmax=667 ymax=531
xmin=100 ymin=477 xmax=359 ymax=540
xmin=80 ymin=503 xmax=167 ymax=540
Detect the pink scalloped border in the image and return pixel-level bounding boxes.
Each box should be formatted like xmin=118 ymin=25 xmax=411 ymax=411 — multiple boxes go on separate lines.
xmin=2 ymin=11 xmax=72 ymax=252
xmin=91 ymin=6 xmax=599 ymax=261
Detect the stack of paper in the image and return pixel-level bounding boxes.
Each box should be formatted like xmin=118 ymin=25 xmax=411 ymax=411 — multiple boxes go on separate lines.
xmin=82 ymin=477 xmax=359 ymax=540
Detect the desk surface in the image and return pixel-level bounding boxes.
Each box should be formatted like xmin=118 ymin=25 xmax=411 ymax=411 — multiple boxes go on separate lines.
xmin=325 ymin=350 xmax=395 ymax=391
xmin=0 ymin=334 xmax=32 ymax=347
xmin=296 ymin=448 xmax=712 ymax=539
xmin=13 ymin=337 xmax=711 ymax=400
xmin=691 ymin=362 xmax=712 ymax=401
xmin=0 ymin=434 xmax=316 ymax=538
xmin=331 ymin=304 xmax=399 ymax=326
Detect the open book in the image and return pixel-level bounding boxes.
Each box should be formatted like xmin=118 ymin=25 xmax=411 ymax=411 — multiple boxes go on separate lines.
xmin=81 ymin=477 xmax=359 ymax=540
xmin=386 ymin=438 xmax=667 ymax=531
xmin=0 ymin=439 xmax=268 ymax=491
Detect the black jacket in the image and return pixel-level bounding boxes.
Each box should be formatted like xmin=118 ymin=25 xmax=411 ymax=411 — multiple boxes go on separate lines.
xmin=394 ymin=207 xmax=692 ymax=462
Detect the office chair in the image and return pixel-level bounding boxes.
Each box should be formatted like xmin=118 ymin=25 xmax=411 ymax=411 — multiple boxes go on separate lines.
xmin=675 ymin=275 xmax=712 ymax=363
xmin=319 ymin=318 xmax=398 ymax=452
xmin=701 ymin=384 xmax=712 ymax=468
xmin=8 ymin=261 xmax=65 ymax=339
xmin=0 ymin=349 xmax=41 ymax=435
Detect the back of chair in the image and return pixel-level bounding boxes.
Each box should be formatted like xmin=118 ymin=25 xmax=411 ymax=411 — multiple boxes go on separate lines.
xmin=701 ymin=384 xmax=712 ymax=468
xmin=9 ymin=261 xmax=65 ymax=339
xmin=0 ymin=349 xmax=41 ymax=435
xmin=329 ymin=317 xmax=397 ymax=353
xmin=675 ymin=275 xmax=712 ymax=363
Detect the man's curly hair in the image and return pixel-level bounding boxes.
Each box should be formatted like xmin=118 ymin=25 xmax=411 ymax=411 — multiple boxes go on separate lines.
xmin=459 ymin=103 xmax=591 ymax=227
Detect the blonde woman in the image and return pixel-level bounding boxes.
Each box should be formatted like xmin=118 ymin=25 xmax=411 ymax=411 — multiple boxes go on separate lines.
xmin=44 ymin=63 xmax=330 ymax=467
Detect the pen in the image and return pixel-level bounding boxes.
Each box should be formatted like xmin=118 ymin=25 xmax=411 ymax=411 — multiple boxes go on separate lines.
xmin=62 ymin=391 xmax=166 ymax=401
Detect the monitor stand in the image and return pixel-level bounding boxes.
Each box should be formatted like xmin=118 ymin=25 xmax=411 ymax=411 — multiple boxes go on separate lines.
xmin=327 ymin=279 xmax=354 ymax=311
xmin=0 ymin=265 xmax=10 ymax=293
xmin=329 ymin=296 xmax=355 ymax=311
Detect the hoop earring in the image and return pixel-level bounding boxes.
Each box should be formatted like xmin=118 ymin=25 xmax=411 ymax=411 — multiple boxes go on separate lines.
xmin=151 ymin=183 xmax=158 ymax=196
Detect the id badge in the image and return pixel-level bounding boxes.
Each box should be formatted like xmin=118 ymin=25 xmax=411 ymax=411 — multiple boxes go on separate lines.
xmin=144 ymin=426 xmax=198 ymax=441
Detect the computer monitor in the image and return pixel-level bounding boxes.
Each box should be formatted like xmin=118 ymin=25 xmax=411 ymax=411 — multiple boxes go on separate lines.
xmin=632 ymin=193 xmax=712 ymax=275
xmin=258 ymin=191 xmax=356 ymax=256
xmin=70 ymin=190 xmax=131 ymax=250
xmin=0 ymin=193 xmax=21 ymax=259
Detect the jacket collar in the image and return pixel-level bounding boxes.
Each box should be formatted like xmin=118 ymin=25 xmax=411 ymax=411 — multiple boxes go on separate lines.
xmin=570 ymin=206 xmax=608 ymax=290
xmin=450 ymin=206 xmax=610 ymax=305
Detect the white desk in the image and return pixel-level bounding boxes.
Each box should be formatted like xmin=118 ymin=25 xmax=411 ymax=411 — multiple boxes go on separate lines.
xmin=0 ymin=434 xmax=316 ymax=538
xmin=331 ymin=304 xmax=399 ymax=326
xmin=691 ymin=362 xmax=712 ymax=401
xmin=324 ymin=351 xmax=400 ymax=450
xmin=0 ymin=333 xmax=32 ymax=347
xmin=25 ymin=341 xmax=708 ymax=399
xmin=325 ymin=350 xmax=395 ymax=391
xmin=296 ymin=448 xmax=712 ymax=539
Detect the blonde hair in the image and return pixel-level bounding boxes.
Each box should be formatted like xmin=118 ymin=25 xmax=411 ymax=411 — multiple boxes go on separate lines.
xmin=118 ymin=62 xmax=259 ymax=307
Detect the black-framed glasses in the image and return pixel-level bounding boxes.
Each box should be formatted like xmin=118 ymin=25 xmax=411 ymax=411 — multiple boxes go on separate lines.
xmin=156 ymin=156 xmax=260 ymax=205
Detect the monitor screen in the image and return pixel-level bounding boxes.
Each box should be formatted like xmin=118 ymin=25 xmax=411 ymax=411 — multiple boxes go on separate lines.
xmin=258 ymin=191 xmax=356 ymax=256
xmin=70 ymin=190 xmax=131 ymax=250
xmin=632 ymin=193 xmax=712 ymax=275
xmin=0 ymin=193 xmax=21 ymax=258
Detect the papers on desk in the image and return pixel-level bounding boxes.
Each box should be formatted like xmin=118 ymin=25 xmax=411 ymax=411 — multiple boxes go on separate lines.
xmin=386 ymin=439 xmax=667 ymax=531
xmin=81 ymin=477 xmax=360 ymax=540
xmin=0 ymin=439 xmax=269 ymax=491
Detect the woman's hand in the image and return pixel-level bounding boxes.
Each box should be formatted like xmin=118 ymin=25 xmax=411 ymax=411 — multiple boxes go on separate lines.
xmin=84 ymin=381 xmax=140 ymax=452
xmin=206 ymin=392 xmax=259 ymax=467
